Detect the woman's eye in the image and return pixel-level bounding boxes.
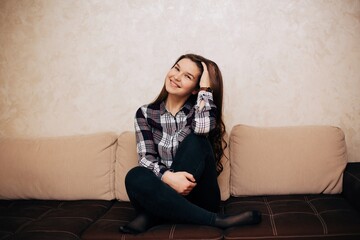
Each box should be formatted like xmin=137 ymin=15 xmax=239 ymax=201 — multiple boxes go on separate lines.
xmin=186 ymin=75 xmax=192 ymax=80
xmin=174 ymin=66 xmax=180 ymax=71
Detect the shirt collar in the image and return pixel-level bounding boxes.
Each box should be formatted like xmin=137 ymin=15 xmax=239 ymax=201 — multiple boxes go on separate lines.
xmin=160 ymin=97 xmax=194 ymax=116
xmin=160 ymin=101 xmax=167 ymax=115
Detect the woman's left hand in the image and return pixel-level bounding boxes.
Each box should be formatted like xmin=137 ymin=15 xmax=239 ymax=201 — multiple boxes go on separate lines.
xmin=199 ymin=62 xmax=211 ymax=88
xmin=162 ymin=171 xmax=197 ymax=196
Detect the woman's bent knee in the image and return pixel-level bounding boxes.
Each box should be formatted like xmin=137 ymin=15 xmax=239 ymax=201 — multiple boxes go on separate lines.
xmin=181 ymin=133 xmax=212 ymax=153
xmin=125 ymin=166 xmax=153 ymax=188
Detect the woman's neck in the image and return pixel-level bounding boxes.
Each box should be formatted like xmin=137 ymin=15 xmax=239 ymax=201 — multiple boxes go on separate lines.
xmin=165 ymin=94 xmax=188 ymax=116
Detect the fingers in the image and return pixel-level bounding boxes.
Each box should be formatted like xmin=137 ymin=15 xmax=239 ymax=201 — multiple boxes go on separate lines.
xmin=183 ymin=172 xmax=196 ymax=183
xmin=177 ymin=172 xmax=196 ymax=195
xmin=181 ymin=182 xmax=196 ymax=196
xmin=201 ymin=62 xmax=208 ymax=73
xmin=199 ymin=62 xmax=211 ymax=87
xmin=166 ymin=172 xmax=196 ymax=195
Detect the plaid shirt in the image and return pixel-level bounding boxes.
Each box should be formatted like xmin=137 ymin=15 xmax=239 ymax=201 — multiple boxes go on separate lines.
xmin=134 ymin=91 xmax=217 ymax=178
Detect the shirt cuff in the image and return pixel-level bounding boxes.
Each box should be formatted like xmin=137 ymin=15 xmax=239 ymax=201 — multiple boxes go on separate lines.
xmin=159 ymin=168 xmax=174 ymax=180
xmin=196 ymin=91 xmax=213 ymax=111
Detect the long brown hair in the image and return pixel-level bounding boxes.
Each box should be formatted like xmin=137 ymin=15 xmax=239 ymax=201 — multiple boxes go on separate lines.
xmin=152 ymin=54 xmax=227 ymax=175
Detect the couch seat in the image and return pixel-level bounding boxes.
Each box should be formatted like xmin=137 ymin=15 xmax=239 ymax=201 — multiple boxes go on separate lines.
xmin=82 ymin=194 xmax=360 ymax=240
xmin=224 ymin=194 xmax=360 ymax=240
xmin=2 ymin=194 xmax=360 ymax=239
xmin=0 ymin=200 xmax=113 ymax=240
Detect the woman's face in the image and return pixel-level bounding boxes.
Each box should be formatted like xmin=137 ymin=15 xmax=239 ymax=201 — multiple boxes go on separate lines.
xmin=165 ymin=58 xmax=201 ymax=98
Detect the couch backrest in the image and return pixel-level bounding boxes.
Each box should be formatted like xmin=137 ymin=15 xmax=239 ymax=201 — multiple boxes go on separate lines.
xmin=229 ymin=125 xmax=348 ymax=196
xmin=0 ymin=125 xmax=348 ymax=201
xmin=0 ymin=133 xmax=117 ymax=200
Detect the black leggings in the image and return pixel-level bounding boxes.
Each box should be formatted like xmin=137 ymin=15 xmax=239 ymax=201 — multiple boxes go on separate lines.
xmin=125 ymin=133 xmax=221 ymax=225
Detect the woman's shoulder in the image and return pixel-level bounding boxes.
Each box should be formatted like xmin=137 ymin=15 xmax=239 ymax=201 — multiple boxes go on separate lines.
xmin=138 ymin=102 xmax=161 ymax=111
xmin=136 ymin=102 xmax=162 ymax=117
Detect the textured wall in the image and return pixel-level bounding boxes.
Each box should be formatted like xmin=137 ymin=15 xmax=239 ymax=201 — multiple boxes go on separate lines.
xmin=0 ymin=0 xmax=359 ymax=162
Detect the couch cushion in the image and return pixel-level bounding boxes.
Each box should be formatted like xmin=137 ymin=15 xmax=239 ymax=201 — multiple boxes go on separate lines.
xmin=0 ymin=199 xmax=113 ymax=240
xmin=115 ymin=131 xmax=230 ymax=201
xmin=224 ymin=195 xmax=360 ymax=239
xmin=0 ymin=133 xmax=117 ymax=200
xmin=115 ymin=131 xmax=139 ymax=202
xmin=230 ymin=125 xmax=347 ymax=196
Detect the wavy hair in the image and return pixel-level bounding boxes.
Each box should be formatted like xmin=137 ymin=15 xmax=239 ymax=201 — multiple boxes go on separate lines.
xmin=152 ymin=54 xmax=227 ymax=175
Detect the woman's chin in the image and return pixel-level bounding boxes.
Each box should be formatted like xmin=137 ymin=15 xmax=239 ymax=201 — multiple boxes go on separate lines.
xmin=165 ymin=85 xmax=178 ymax=94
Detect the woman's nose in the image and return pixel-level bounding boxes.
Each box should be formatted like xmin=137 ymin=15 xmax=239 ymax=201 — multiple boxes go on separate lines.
xmin=174 ymin=73 xmax=181 ymax=81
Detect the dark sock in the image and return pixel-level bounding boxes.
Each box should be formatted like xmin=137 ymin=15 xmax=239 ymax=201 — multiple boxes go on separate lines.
xmin=214 ymin=210 xmax=261 ymax=229
xmin=119 ymin=213 xmax=158 ymax=234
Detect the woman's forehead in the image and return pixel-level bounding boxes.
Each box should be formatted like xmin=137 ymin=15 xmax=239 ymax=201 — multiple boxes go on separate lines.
xmin=176 ymin=58 xmax=201 ymax=77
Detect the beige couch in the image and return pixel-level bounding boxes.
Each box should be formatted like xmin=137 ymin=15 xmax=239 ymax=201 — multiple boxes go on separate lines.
xmin=1 ymin=125 xmax=359 ymax=240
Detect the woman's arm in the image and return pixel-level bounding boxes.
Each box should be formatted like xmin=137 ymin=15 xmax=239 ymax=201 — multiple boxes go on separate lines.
xmin=134 ymin=106 xmax=169 ymax=178
xmin=192 ymin=62 xmax=217 ymax=135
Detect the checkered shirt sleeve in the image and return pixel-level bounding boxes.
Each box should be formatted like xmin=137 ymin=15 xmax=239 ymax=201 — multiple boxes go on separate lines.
xmin=192 ymin=90 xmax=217 ymax=135
xmin=134 ymin=106 xmax=168 ymax=178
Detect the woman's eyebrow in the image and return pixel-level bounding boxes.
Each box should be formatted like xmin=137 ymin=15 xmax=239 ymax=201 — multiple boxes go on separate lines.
xmin=186 ymin=72 xmax=195 ymax=79
xmin=176 ymin=63 xmax=195 ymax=79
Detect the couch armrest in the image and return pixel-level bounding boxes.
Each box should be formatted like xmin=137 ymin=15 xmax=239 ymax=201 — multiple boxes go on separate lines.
xmin=343 ymin=162 xmax=360 ymax=212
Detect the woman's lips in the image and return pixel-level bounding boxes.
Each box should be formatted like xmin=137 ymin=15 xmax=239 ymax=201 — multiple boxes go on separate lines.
xmin=170 ymin=80 xmax=180 ymax=88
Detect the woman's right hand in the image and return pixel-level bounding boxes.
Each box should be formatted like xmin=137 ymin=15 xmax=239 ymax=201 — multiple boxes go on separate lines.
xmin=199 ymin=62 xmax=211 ymax=88
xmin=162 ymin=171 xmax=197 ymax=196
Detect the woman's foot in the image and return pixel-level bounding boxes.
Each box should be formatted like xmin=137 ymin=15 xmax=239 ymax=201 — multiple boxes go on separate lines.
xmin=119 ymin=213 xmax=158 ymax=234
xmin=119 ymin=225 xmax=141 ymax=234
xmin=214 ymin=210 xmax=261 ymax=228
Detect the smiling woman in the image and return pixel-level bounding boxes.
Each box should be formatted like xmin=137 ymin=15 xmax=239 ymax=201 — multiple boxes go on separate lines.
xmin=119 ymin=54 xmax=262 ymax=234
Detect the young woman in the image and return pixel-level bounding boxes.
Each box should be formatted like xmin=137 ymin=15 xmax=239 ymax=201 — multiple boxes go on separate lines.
xmin=120 ymin=54 xmax=261 ymax=234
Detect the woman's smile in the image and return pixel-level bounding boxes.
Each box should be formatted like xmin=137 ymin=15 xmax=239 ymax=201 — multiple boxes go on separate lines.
xmin=169 ymin=79 xmax=180 ymax=88
xmin=164 ymin=58 xmax=201 ymax=98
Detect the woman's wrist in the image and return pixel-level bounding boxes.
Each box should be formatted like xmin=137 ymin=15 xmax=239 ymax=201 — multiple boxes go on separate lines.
xmin=161 ymin=169 xmax=174 ymax=183
xmin=199 ymin=87 xmax=213 ymax=93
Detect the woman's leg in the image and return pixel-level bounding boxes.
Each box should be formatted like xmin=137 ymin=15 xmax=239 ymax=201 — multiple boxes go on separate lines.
xmin=120 ymin=179 xmax=160 ymax=234
xmin=121 ymin=134 xmax=261 ymax=233
xmin=171 ymin=134 xmax=262 ymax=229
xmin=120 ymin=133 xmax=218 ymax=233
xmin=125 ymin=166 xmax=215 ymax=225
xmin=170 ymin=133 xmax=220 ymax=212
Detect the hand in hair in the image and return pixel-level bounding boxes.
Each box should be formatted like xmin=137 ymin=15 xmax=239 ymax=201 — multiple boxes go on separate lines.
xmin=199 ymin=62 xmax=211 ymax=88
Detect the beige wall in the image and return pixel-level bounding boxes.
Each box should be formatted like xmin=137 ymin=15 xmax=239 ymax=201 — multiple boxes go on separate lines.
xmin=0 ymin=0 xmax=359 ymax=162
